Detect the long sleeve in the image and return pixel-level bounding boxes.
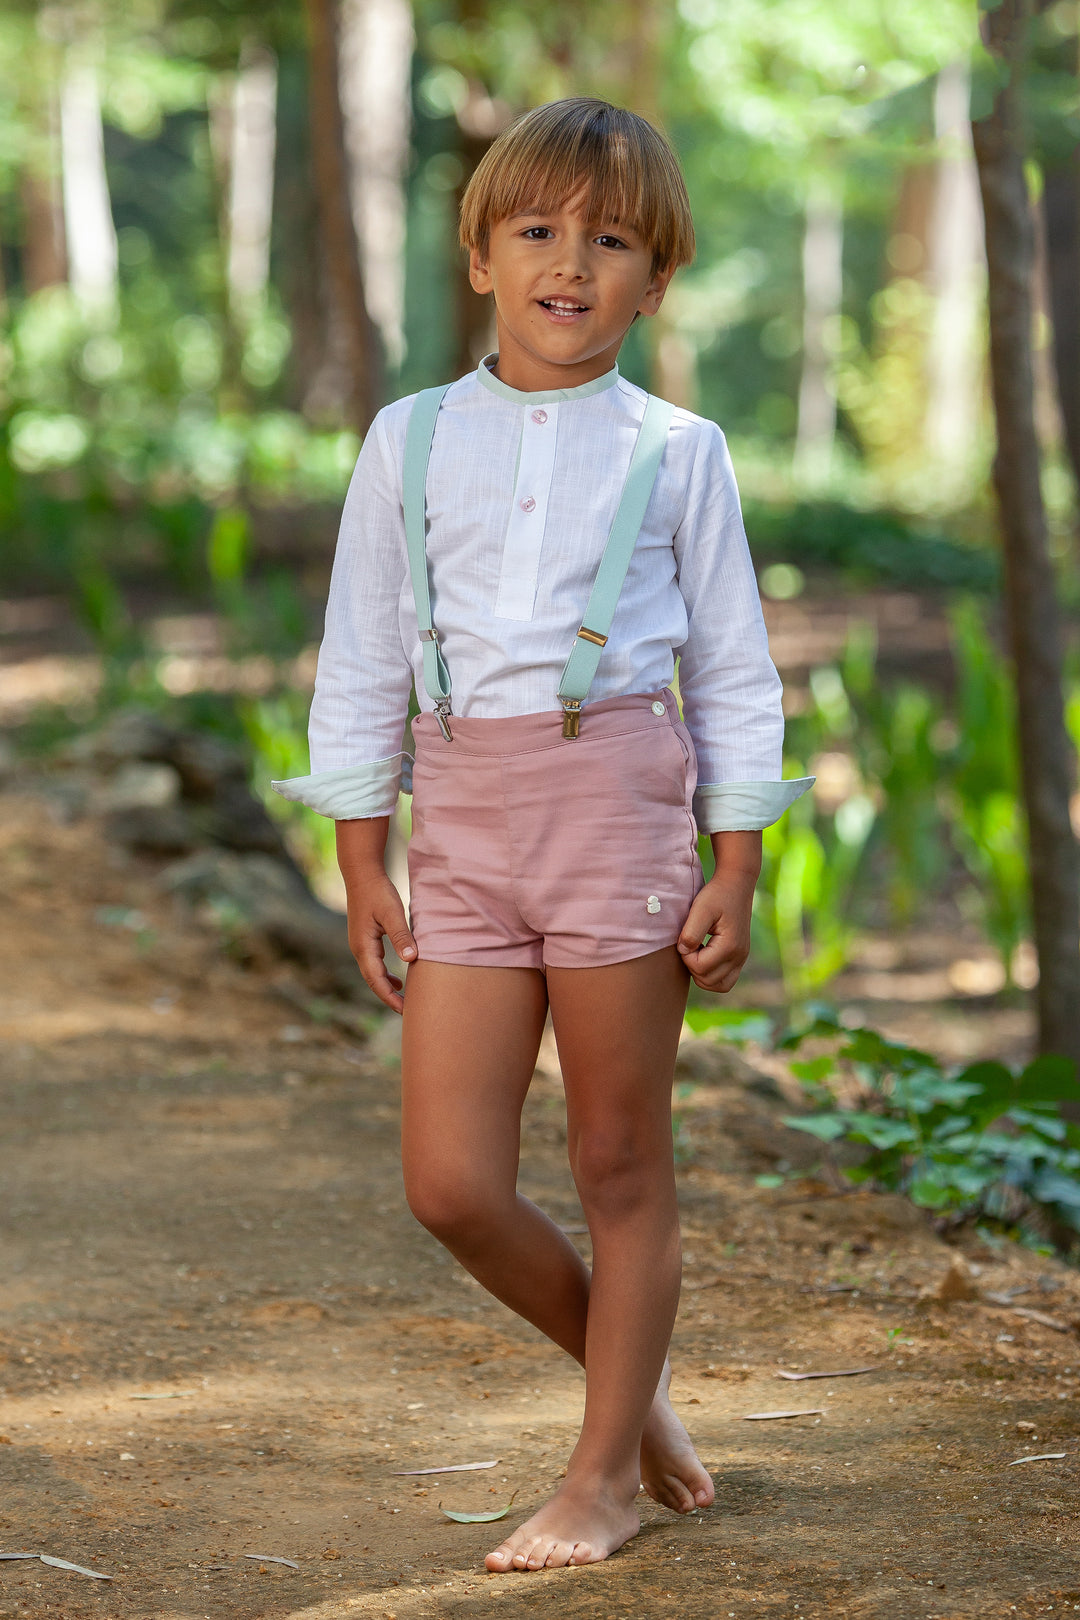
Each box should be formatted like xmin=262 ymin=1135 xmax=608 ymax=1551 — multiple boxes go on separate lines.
xmin=272 ymin=406 xmax=416 ymax=819
xmin=673 ymin=420 xmax=812 ymax=832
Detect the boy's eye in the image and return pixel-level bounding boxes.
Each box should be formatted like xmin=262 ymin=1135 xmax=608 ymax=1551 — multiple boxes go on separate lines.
xmin=595 ymin=234 xmax=627 ymax=250
xmin=522 ymin=226 xmax=553 ymax=240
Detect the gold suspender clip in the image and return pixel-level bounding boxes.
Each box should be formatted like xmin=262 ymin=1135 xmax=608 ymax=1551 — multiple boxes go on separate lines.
xmin=561 ymin=699 xmax=582 ymax=740
xmin=576 ymin=625 xmax=608 ymax=648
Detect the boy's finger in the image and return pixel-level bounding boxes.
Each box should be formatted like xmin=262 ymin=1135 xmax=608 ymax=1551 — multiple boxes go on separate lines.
xmin=677 ymin=903 xmax=720 ymax=954
xmin=356 ymin=935 xmax=404 ymax=1012
xmin=379 ymin=897 xmax=418 ymax=962
xmin=388 ymin=928 xmax=417 ymax=962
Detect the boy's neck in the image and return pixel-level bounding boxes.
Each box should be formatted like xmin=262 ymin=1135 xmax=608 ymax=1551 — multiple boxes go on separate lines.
xmin=489 ymin=324 xmax=623 ymax=395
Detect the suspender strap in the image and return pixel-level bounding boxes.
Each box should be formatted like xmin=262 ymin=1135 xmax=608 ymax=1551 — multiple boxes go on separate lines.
xmin=404 ymin=383 xmax=674 ymax=743
xmin=403 ymin=384 xmax=453 ymax=733
xmin=556 ymin=393 xmax=675 ymax=732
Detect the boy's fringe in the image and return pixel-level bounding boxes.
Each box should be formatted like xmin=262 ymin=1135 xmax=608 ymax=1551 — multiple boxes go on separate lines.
xmin=459 ymin=97 xmax=695 ymax=273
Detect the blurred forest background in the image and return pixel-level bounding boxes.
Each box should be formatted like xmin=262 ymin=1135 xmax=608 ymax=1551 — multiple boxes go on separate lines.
xmin=1 ymin=0 xmax=1078 ymax=1053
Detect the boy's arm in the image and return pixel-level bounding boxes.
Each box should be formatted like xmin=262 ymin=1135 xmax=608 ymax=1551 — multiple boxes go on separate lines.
xmin=676 ymin=830 xmax=761 ymax=995
xmin=337 ymin=817 xmax=417 ymax=1015
xmin=671 ymin=419 xmax=813 ymax=833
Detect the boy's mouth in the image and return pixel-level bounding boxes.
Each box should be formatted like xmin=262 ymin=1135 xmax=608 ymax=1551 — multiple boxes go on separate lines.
xmin=538 ymin=297 xmax=590 ymax=320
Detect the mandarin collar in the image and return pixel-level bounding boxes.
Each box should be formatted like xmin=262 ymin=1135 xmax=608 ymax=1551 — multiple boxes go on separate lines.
xmin=476 ymin=352 xmax=620 ymax=406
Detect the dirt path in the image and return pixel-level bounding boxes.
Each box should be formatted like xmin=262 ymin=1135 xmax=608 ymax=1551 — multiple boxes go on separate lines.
xmin=2 ymin=788 xmax=1079 ymax=1620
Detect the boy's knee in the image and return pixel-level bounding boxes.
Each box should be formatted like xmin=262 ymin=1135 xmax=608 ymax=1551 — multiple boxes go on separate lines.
xmin=404 ymin=1173 xmax=501 ymax=1245
xmin=570 ymin=1130 xmax=663 ymax=1218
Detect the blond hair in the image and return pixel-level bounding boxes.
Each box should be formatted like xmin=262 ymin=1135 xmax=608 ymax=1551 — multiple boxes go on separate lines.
xmin=459 ymin=98 xmax=695 ymax=273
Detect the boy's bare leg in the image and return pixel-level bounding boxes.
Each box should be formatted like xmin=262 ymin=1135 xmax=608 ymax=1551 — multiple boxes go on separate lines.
xmin=482 ymin=945 xmax=697 ymax=1570
xmin=400 ymin=951 xmax=710 ymax=1572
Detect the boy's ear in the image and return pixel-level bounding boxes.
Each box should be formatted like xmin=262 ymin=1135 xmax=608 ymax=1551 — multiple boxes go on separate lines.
xmin=638 ymin=262 xmax=677 ymax=318
xmin=469 ymin=245 xmax=493 ymax=296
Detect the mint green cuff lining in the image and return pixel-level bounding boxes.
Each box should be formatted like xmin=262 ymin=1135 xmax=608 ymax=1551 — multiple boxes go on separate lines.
xmin=476 ymin=352 xmax=619 ymax=405
xmin=271 ymin=754 xmax=413 ymax=820
xmin=693 ymin=778 xmax=816 ymax=833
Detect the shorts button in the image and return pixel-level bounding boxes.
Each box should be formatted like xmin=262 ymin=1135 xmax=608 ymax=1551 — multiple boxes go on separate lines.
xmin=651 ymin=700 xmax=666 ymax=716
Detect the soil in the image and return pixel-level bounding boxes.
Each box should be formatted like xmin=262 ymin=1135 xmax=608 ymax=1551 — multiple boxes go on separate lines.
xmin=2 ymin=786 xmax=1079 ymax=1620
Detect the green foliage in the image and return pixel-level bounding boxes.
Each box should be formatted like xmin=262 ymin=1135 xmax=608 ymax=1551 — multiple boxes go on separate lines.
xmin=841 ymin=622 xmax=952 ymax=924
xmin=238 ymin=692 xmax=337 ymax=880
xmin=779 ymin=1011 xmax=1080 ymax=1245
xmin=753 ymin=773 xmax=876 ymax=1004
xmin=946 ymin=600 xmax=1029 ymax=978
xmin=745 ymin=500 xmax=998 ymax=592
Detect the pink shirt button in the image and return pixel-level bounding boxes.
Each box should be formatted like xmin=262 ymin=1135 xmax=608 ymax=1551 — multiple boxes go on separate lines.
xmin=519 ymin=496 xmax=536 ymax=513
xmin=530 ymin=408 xmax=548 ymax=425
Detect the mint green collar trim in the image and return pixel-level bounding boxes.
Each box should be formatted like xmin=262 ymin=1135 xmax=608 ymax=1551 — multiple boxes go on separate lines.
xmin=476 ymin=353 xmax=619 ymax=405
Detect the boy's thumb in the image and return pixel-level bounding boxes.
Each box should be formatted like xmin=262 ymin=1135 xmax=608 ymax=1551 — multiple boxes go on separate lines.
xmin=390 ymin=926 xmax=417 ymax=961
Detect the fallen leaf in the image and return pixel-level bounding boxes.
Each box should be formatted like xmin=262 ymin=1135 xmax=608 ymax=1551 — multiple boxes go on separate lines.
xmin=1010 ymin=1307 xmax=1070 ymax=1333
xmin=128 ymin=1390 xmax=198 ymax=1401
xmin=741 ymin=1409 xmax=826 ymax=1421
xmin=776 ymin=1367 xmax=875 ymax=1381
xmin=440 ymin=1492 xmax=518 ymax=1523
xmin=0 ymin=1553 xmax=40 ymax=1561
xmin=39 ymin=1555 xmax=114 ymax=1580
xmin=0 ymin=1436 xmax=12 ymax=1445
xmin=392 ymin=1460 xmax=498 ymax=1476
xmin=1008 ymin=1453 xmax=1067 ymax=1466
xmin=243 ymin=1553 xmax=299 ymax=1569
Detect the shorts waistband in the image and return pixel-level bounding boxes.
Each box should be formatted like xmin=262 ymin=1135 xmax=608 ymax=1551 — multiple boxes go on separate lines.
xmin=412 ymin=687 xmax=681 ymax=758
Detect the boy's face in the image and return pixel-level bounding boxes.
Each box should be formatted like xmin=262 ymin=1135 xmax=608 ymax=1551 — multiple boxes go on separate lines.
xmin=469 ymin=194 xmax=675 ymax=392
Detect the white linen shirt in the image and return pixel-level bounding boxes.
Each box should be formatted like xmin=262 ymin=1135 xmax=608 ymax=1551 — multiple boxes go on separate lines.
xmin=273 ymin=355 xmax=812 ymax=833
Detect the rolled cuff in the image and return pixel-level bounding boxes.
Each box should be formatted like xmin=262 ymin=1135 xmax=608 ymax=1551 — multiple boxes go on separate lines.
xmin=271 ymin=753 xmax=414 ymax=820
xmin=693 ymin=777 xmax=815 ymax=833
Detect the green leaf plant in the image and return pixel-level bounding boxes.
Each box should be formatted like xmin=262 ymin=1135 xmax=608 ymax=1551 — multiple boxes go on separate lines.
xmin=777 ymin=1010 xmax=1080 ymax=1252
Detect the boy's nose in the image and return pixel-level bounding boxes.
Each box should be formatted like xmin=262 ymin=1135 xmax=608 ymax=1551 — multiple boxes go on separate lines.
xmin=550 ymin=241 xmax=589 ymax=281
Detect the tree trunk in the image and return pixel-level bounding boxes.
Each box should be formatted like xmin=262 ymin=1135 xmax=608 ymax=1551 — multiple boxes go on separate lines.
xmin=339 ymin=0 xmax=413 ymax=373
xmin=1036 ymin=0 xmax=1080 ymax=512
xmin=971 ymin=0 xmax=1080 ymax=1095
xmin=1042 ymin=161 xmax=1080 ymax=492
xmin=273 ymin=47 xmax=325 ymax=414
xmin=924 ymin=61 xmax=984 ymax=496
xmin=452 ymin=88 xmax=505 ymax=378
xmin=59 ymin=54 xmax=118 ymax=315
xmin=226 ymin=43 xmax=278 ymax=312
xmin=20 ymin=54 xmax=66 ymax=295
xmin=303 ymin=0 xmax=383 ymax=431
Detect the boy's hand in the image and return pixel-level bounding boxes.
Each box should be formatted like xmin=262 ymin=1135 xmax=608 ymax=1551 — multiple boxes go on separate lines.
xmin=337 ymin=818 xmax=417 ymax=1015
xmin=346 ymin=872 xmax=417 ymax=1014
xmin=676 ymin=830 xmax=762 ymax=995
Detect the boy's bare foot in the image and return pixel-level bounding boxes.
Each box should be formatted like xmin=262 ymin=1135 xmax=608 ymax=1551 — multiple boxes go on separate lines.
xmin=485 ymin=1477 xmax=640 ymax=1571
xmin=639 ymin=1364 xmax=716 ymax=1514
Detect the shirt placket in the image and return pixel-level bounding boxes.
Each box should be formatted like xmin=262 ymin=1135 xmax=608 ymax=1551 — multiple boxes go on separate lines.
xmin=493 ymin=402 xmax=559 ymax=620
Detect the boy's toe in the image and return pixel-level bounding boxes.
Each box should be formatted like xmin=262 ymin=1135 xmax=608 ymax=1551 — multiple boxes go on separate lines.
xmin=545 ymin=1540 xmax=578 ymax=1568
xmin=484 ymin=1543 xmax=515 ymax=1572
xmin=569 ymin=1541 xmax=598 ymax=1565
xmin=526 ymin=1539 xmax=558 ymax=1569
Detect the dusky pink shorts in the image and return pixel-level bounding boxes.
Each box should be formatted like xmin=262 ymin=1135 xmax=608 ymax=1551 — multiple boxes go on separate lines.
xmin=406 ymin=687 xmax=704 ymax=971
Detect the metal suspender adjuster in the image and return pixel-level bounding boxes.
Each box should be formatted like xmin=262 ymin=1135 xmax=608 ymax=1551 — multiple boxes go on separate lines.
xmin=576 ymin=626 xmax=608 ymax=648
xmin=561 ymin=698 xmax=582 ymax=740
xmin=418 ymin=628 xmax=453 ymax=739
